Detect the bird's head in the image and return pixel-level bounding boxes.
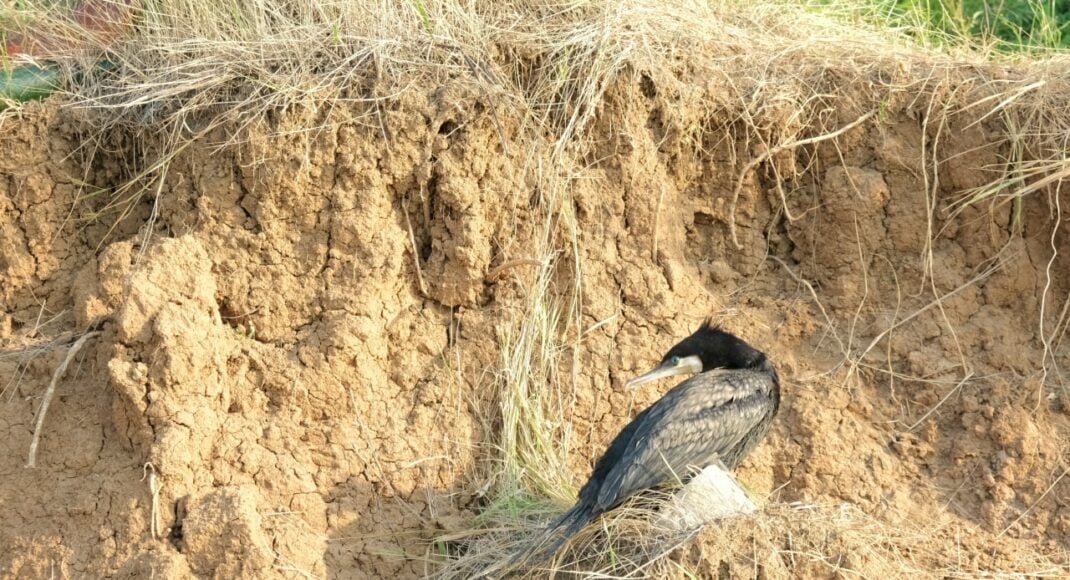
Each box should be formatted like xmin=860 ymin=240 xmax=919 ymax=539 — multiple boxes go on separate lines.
xmin=624 ymin=319 xmax=766 ymax=390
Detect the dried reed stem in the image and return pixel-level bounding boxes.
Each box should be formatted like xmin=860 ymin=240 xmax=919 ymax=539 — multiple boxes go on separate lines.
xmin=25 ymin=330 xmax=101 ymax=468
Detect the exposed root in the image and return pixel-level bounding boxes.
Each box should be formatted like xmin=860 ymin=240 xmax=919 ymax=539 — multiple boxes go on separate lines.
xmin=25 ymin=330 xmax=101 ymax=469
xmin=142 ymin=462 xmax=161 ymax=540
xmin=403 ymin=199 xmax=428 ymax=297
xmin=729 ymin=110 xmax=876 ymax=249
xmin=998 ymin=464 xmax=1070 ymax=539
xmin=770 ymin=256 xmax=847 ymax=359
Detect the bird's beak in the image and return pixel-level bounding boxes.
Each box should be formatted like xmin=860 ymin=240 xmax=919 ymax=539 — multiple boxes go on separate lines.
xmin=624 ymin=355 xmax=702 ymax=390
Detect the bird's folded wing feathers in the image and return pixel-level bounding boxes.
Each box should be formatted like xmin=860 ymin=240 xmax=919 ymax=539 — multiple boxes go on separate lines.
xmin=595 ymin=370 xmax=773 ymax=511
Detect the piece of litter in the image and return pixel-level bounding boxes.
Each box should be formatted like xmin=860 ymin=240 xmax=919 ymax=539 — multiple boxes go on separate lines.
xmin=660 ymin=463 xmax=757 ymax=530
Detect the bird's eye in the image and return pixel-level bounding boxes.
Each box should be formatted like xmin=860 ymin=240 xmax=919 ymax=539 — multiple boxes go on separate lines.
xmin=670 ymin=356 xmax=681 ymax=366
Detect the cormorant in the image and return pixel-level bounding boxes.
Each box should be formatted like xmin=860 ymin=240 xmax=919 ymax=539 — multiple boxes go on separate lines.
xmin=536 ymin=319 xmax=780 ymax=557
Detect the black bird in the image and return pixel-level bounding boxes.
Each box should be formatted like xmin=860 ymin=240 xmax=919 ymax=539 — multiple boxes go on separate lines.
xmin=535 ymin=320 xmax=780 ymax=558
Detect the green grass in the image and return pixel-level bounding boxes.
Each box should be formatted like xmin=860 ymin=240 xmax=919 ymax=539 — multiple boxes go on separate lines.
xmin=904 ymin=0 xmax=1070 ymax=49
xmin=809 ymin=0 xmax=1070 ymax=51
xmin=920 ymin=0 xmax=1070 ymax=48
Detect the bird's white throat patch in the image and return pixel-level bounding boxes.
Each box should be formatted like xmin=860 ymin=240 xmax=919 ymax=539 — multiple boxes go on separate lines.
xmin=678 ymin=354 xmax=703 ymax=374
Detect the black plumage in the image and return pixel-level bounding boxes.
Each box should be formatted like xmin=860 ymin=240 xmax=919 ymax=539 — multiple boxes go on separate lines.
xmin=538 ymin=320 xmax=780 ymax=555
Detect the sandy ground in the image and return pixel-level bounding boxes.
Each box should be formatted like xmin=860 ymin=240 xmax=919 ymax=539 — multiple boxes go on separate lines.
xmin=2 ymin=43 xmax=1069 ymax=578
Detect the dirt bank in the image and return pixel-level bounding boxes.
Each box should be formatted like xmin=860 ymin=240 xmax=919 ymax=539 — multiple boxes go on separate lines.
xmin=2 ymin=5 xmax=1070 ymax=578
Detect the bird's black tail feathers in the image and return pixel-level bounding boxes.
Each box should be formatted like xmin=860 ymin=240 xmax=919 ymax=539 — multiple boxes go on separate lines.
xmin=501 ymin=501 xmax=597 ymax=574
xmin=538 ymin=500 xmax=596 ymax=558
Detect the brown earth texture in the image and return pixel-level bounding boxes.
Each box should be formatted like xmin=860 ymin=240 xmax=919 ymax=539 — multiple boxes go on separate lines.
xmin=2 ymin=3 xmax=1070 ymax=578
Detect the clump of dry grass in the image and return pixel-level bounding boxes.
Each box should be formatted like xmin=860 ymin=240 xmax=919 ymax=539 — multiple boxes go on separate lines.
xmin=435 ymin=496 xmax=1070 ymax=579
xmin=432 ymin=486 xmax=706 ymax=579
xmin=685 ymin=501 xmax=1070 ymax=579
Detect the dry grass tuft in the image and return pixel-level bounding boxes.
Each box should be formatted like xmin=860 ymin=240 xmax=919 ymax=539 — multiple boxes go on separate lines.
xmin=432 ymin=486 xmax=707 ymax=579
xmin=434 ymin=497 xmax=1070 ymax=579
xmin=685 ymin=501 xmax=1070 ymax=579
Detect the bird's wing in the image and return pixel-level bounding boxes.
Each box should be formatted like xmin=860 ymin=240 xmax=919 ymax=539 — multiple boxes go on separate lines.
xmin=594 ymin=369 xmax=774 ymax=512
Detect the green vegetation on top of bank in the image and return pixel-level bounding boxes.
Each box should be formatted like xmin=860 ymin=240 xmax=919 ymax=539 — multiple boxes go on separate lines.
xmin=810 ymin=0 xmax=1070 ymax=52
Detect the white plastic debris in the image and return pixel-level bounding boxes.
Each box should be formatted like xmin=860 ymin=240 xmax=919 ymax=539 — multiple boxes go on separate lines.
xmin=660 ymin=464 xmax=757 ymax=530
